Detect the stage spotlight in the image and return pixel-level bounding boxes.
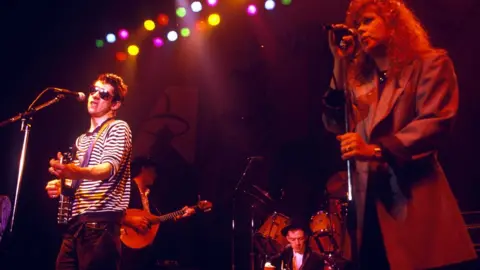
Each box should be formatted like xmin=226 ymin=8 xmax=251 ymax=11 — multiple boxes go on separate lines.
xmin=176 ymin=7 xmax=187 ymax=18
xmin=207 ymin=0 xmax=218 ymax=7
xmin=144 ymin=20 xmax=155 ymax=31
xmin=167 ymin=31 xmax=178 ymax=42
xmin=247 ymin=5 xmax=257 ymax=15
xmin=127 ymin=45 xmax=139 ymax=56
xmin=116 ymin=52 xmax=128 ymax=61
xmin=180 ymin=28 xmax=191 ymax=37
xmin=265 ymin=0 xmax=275 ymax=10
xmin=106 ymin=33 xmax=116 ymax=43
xmin=153 ymin=37 xmax=164 ymax=47
xmin=281 ymin=0 xmax=292 ymax=5
xmin=118 ymin=29 xmax=129 ymax=40
xmin=191 ymin=1 xmax=202 ymax=12
xmin=96 ymin=40 xmax=104 ymax=48
xmin=157 ymin=14 xmax=169 ymax=26
xmin=208 ymin=13 xmax=221 ymax=26
xmin=196 ymin=20 xmax=207 ymax=31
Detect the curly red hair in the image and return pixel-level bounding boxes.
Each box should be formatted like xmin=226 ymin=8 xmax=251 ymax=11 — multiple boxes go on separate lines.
xmin=345 ymin=0 xmax=438 ymax=82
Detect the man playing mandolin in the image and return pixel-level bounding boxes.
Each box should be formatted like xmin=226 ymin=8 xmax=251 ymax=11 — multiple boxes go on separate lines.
xmin=120 ymin=156 xmax=196 ymax=270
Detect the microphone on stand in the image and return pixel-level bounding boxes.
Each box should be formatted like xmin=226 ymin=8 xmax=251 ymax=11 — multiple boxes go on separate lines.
xmin=324 ymin=23 xmax=360 ymax=270
xmin=50 ymin=87 xmax=86 ymax=102
xmin=323 ymin=24 xmax=356 ymax=36
xmin=323 ymin=24 xmax=358 ymax=50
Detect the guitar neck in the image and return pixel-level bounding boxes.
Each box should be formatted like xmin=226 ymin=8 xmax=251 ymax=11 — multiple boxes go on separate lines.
xmin=151 ymin=206 xmax=198 ymax=224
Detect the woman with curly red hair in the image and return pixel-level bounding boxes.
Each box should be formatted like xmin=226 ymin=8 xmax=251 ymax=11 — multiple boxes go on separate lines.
xmin=322 ymin=0 xmax=477 ymax=269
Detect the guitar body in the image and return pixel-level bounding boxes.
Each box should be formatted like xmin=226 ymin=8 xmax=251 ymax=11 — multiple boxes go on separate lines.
xmin=120 ymin=209 xmax=160 ymax=249
xmin=120 ymin=200 xmax=212 ymax=249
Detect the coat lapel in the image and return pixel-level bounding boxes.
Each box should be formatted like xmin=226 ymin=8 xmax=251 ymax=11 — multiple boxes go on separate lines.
xmin=298 ymin=251 xmax=309 ymax=270
xmin=369 ymin=63 xmax=415 ymax=134
xmin=352 ymin=80 xmax=377 ymax=139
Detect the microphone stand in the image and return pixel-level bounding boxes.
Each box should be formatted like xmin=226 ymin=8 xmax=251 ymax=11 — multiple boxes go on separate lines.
xmin=340 ymin=57 xmax=359 ymax=269
xmin=232 ymin=157 xmax=257 ymax=270
xmin=0 ymin=94 xmax=66 ymax=233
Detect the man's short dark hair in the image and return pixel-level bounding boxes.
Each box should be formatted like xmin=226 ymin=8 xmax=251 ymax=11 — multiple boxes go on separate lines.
xmin=96 ymin=73 xmax=128 ymax=103
xmin=131 ymin=156 xmax=157 ymax=178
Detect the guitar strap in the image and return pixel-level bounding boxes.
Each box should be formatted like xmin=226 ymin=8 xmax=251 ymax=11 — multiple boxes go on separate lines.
xmin=73 ymin=117 xmax=116 ymax=190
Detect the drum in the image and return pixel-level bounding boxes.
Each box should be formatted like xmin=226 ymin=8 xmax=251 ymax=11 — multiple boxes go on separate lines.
xmin=309 ymin=211 xmax=344 ymax=255
xmin=256 ymin=212 xmax=290 ymax=255
xmin=310 ymin=211 xmax=333 ymax=236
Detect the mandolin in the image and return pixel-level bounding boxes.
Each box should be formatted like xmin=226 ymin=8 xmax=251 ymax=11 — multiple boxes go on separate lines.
xmin=120 ymin=200 xmax=212 ymax=249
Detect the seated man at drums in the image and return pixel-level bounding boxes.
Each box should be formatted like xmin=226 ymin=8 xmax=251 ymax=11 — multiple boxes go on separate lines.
xmin=267 ymin=217 xmax=325 ymax=270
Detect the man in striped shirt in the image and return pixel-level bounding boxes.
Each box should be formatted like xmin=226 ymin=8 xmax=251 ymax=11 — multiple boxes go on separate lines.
xmin=45 ymin=73 xmax=132 ymax=270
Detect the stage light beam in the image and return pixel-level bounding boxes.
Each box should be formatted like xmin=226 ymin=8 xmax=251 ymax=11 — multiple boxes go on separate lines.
xmin=118 ymin=29 xmax=129 ymax=40
xmin=167 ymin=31 xmax=178 ymax=42
xmin=127 ymin=45 xmax=139 ymax=56
xmin=196 ymin=20 xmax=207 ymax=31
xmin=208 ymin=13 xmax=221 ymax=26
xmin=265 ymin=0 xmax=275 ymax=10
xmin=96 ymin=40 xmax=104 ymax=48
xmin=176 ymin=7 xmax=187 ymax=18
xmin=106 ymin=33 xmax=116 ymax=43
xmin=153 ymin=37 xmax=164 ymax=47
xmin=191 ymin=1 xmax=202 ymax=12
xmin=144 ymin=20 xmax=155 ymax=31
xmin=207 ymin=0 xmax=218 ymax=7
xmin=247 ymin=5 xmax=258 ymax=15
xmin=180 ymin=28 xmax=191 ymax=37
xmin=157 ymin=14 xmax=169 ymax=26
xmin=116 ymin=52 xmax=128 ymax=61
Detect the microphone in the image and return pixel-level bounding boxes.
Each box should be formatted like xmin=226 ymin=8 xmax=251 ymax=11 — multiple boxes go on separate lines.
xmin=50 ymin=88 xmax=86 ymax=102
xmin=323 ymin=24 xmax=356 ymax=36
xmin=323 ymin=24 xmax=358 ymax=52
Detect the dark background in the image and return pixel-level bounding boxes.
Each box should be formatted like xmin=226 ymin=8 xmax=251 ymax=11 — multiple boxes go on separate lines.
xmin=0 ymin=0 xmax=478 ymax=269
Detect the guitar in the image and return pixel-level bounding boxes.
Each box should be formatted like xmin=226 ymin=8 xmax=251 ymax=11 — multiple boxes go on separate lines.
xmin=57 ymin=147 xmax=76 ymax=225
xmin=120 ymin=200 xmax=212 ymax=249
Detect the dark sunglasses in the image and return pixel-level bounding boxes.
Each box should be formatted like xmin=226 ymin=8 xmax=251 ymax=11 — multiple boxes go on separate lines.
xmin=89 ymin=86 xmax=113 ymax=100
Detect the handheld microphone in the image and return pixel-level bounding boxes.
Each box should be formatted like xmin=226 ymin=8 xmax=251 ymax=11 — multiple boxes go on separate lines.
xmin=50 ymin=88 xmax=86 ymax=102
xmin=323 ymin=24 xmax=356 ymax=36
xmin=323 ymin=24 xmax=357 ymax=48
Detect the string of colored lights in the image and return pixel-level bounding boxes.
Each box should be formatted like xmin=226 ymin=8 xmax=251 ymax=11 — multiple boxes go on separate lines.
xmin=95 ymin=0 xmax=293 ymax=61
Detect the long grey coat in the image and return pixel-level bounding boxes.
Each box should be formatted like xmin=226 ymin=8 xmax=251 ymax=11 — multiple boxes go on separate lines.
xmin=322 ymin=50 xmax=477 ymax=269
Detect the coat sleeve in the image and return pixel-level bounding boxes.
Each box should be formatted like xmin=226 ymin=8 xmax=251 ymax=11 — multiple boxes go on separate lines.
xmin=377 ymin=52 xmax=459 ymax=167
xmin=321 ymin=87 xmax=359 ymax=134
xmin=322 ymin=88 xmax=346 ymax=134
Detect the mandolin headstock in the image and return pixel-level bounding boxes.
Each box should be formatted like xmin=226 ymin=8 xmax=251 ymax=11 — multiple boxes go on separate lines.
xmin=196 ymin=200 xmax=213 ymax=213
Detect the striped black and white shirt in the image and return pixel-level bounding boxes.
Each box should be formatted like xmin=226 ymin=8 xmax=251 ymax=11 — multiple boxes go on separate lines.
xmin=71 ymin=119 xmax=132 ymax=217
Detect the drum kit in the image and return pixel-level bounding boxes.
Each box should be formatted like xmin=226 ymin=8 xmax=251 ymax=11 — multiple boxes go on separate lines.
xmin=252 ymin=172 xmax=351 ymax=270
